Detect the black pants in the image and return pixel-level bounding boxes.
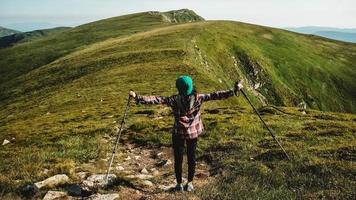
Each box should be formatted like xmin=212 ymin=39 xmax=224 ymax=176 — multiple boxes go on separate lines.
xmin=172 ymin=135 xmax=198 ymax=184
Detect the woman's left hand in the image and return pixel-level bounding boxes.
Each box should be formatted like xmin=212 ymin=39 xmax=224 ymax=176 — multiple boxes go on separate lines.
xmin=235 ymin=80 xmax=244 ymax=91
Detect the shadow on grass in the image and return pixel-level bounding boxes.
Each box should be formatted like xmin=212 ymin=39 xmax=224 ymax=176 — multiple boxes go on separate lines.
xmin=317 ymin=146 xmax=355 ymax=161
xmin=254 ymin=149 xmax=289 ymax=161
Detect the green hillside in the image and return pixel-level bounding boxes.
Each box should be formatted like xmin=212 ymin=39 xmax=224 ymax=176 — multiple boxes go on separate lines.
xmin=0 ymin=27 xmax=71 ymax=48
xmin=0 ymin=9 xmax=204 ymax=85
xmin=0 ymin=10 xmax=355 ymax=199
xmin=0 ymin=26 xmax=20 ymax=37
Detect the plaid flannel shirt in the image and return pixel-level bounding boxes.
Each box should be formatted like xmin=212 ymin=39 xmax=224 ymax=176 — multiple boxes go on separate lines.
xmin=136 ymin=89 xmax=237 ymax=139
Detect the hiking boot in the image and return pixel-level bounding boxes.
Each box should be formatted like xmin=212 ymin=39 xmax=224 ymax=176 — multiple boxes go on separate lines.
xmin=173 ymin=184 xmax=183 ymax=192
xmin=185 ymin=182 xmax=194 ymax=192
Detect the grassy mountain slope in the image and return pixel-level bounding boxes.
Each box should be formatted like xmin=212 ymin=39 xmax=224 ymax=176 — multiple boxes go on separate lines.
xmin=182 ymin=21 xmax=356 ymax=112
xmin=1 ymin=21 xmax=355 ymax=113
xmin=0 ymin=9 xmax=203 ymax=85
xmin=0 ymin=10 xmax=355 ymax=199
xmin=0 ymin=27 xmax=71 ymax=48
xmin=0 ymin=26 xmax=20 ymax=37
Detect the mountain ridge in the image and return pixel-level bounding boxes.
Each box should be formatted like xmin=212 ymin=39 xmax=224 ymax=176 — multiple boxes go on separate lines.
xmin=285 ymin=26 xmax=356 ymax=43
xmin=0 ymin=26 xmax=21 ymax=37
xmin=313 ymin=31 xmax=356 ymax=43
xmin=0 ymin=27 xmax=71 ymax=48
xmin=285 ymin=26 xmax=356 ymax=34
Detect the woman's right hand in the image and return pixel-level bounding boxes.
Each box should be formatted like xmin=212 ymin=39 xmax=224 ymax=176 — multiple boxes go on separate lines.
xmin=129 ymin=90 xmax=136 ymax=98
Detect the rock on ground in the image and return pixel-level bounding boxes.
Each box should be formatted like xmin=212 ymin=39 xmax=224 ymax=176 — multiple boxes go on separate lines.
xmin=2 ymin=139 xmax=10 ymax=145
xmin=81 ymin=174 xmax=116 ymax=192
xmin=140 ymin=168 xmax=148 ymax=174
xmin=141 ymin=180 xmax=153 ymax=187
xmin=87 ymin=193 xmax=120 ymax=200
xmin=158 ymin=183 xmax=176 ymax=191
xmin=34 ymin=174 xmax=70 ymax=189
xmin=156 ymin=152 xmax=164 ymax=157
xmin=42 ymin=191 xmax=68 ymax=200
xmin=76 ymin=171 xmax=88 ymax=180
xmin=150 ymin=168 xmax=159 ymax=176
xmin=42 ymin=169 xmax=49 ymax=175
xmin=86 ymin=174 xmax=116 ymax=185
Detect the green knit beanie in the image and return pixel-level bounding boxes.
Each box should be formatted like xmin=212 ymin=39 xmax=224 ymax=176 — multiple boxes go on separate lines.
xmin=176 ymin=75 xmax=193 ymax=96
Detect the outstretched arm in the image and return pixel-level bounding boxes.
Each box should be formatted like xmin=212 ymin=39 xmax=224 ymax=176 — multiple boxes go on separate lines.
xmin=199 ymin=89 xmax=235 ymax=102
xmin=137 ymin=96 xmax=171 ymax=105
xmin=129 ymin=90 xmax=174 ymax=106
xmin=199 ymin=81 xmax=244 ymax=102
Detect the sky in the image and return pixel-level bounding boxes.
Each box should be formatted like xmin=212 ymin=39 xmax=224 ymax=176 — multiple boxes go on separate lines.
xmin=1 ymin=0 xmax=355 ymax=31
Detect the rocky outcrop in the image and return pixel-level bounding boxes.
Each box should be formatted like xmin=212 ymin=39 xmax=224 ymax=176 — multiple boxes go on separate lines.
xmin=232 ymin=51 xmax=268 ymax=105
xmin=149 ymin=9 xmax=205 ymax=24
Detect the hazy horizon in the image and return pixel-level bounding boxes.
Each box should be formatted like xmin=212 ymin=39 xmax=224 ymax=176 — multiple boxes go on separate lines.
xmin=1 ymin=0 xmax=356 ymax=31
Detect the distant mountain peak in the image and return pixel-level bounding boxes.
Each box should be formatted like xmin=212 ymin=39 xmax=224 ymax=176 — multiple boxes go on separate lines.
xmin=149 ymin=9 xmax=205 ymax=23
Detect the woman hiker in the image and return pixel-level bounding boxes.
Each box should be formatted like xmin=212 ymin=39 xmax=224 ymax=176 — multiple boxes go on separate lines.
xmin=129 ymin=76 xmax=243 ymax=192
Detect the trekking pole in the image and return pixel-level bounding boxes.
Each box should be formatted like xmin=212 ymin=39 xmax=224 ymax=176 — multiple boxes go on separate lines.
xmin=239 ymin=89 xmax=291 ymax=160
xmin=105 ymin=94 xmax=132 ymax=181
